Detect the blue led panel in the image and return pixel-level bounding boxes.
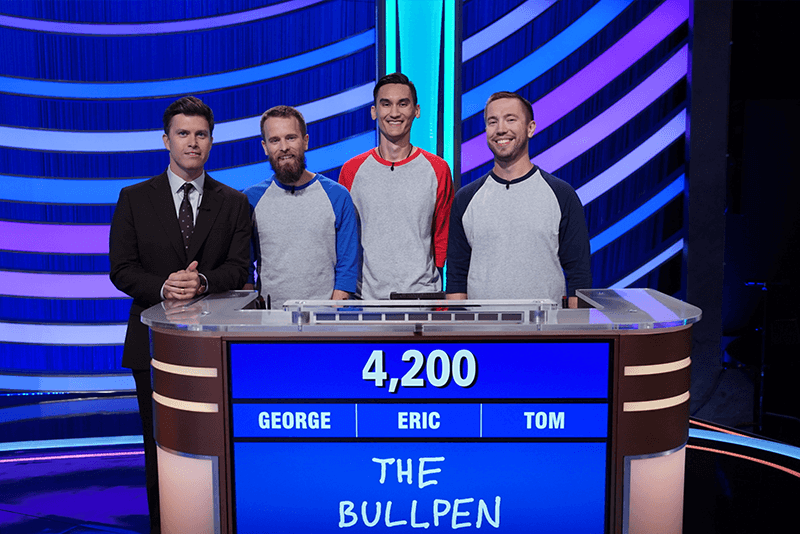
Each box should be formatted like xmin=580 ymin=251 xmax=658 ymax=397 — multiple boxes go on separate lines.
xmin=229 ymin=339 xmax=612 ymax=532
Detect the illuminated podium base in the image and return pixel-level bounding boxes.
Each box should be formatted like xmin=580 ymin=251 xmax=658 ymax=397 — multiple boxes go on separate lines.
xmin=143 ymin=289 xmax=700 ymax=534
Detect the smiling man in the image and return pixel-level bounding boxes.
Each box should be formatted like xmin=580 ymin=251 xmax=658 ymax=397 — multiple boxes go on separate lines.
xmin=243 ymin=105 xmax=358 ymax=307
xmin=109 ymin=96 xmax=251 ymax=533
xmin=446 ymin=91 xmax=592 ymax=304
xmin=339 ymin=72 xmax=453 ymax=300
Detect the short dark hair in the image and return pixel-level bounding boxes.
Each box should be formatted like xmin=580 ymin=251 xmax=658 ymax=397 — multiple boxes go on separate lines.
xmin=163 ymin=96 xmax=214 ymax=135
xmin=373 ymin=72 xmax=418 ymax=106
xmin=484 ymin=91 xmax=534 ymax=123
xmin=260 ymin=105 xmax=307 ymax=141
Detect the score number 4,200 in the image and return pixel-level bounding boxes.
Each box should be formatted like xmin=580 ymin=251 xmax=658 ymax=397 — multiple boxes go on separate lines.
xmin=362 ymin=349 xmax=478 ymax=393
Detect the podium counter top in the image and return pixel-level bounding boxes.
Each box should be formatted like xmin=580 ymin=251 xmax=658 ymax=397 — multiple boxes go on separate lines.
xmin=141 ymin=288 xmax=701 ymax=334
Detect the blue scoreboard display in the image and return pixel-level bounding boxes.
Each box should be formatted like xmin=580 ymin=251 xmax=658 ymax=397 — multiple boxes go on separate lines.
xmin=228 ymin=340 xmax=613 ymax=533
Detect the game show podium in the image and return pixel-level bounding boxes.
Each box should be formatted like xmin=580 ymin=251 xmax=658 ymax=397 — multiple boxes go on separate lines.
xmin=141 ymin=289 xmax=700 ymax=534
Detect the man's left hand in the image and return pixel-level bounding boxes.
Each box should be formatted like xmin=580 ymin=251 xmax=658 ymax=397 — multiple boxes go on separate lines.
xmin=164 ymin=260 xmax=201 ymax=300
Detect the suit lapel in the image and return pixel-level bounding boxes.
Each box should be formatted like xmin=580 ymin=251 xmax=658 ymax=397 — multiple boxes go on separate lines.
xmin=148 ymin=173 xmax=187 ymax=264
xmin=187 ymin=173 xmax=222 ymax=261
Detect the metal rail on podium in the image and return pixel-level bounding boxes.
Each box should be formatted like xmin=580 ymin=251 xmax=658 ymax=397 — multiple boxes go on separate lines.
xmin=142 ymin=289 xmax=701 ymax=534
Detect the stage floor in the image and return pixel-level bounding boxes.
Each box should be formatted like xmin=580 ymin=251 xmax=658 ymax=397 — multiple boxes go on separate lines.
xmin=1 ymin=419 xmax=798 ymax=534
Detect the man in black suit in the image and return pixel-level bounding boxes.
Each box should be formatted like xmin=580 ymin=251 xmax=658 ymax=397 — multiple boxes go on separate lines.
xmin=109 ymin=96 xmax=250 ymax=533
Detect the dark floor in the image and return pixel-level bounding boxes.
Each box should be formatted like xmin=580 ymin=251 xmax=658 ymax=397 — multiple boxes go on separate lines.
xmin=690 ymin=335 xmax=800 ymax=447
xmin=0 ymin=446 xmax=148 ymax=534
xmin=684 ymin=420 xmax=800 ymax=534
xmin=690 ymin=354 xmax=754 ymax=429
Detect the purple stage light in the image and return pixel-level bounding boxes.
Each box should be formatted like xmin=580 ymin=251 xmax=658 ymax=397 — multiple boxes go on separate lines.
xmin=577 ymin=110 xmax=686 ymax=205
xmin=460 ymin=0 xmax=689 ymax=174
xmin=0 ymin=221 xmax=109 ymax=254
xmin=533 ymin=45 xmax=688 ymax=173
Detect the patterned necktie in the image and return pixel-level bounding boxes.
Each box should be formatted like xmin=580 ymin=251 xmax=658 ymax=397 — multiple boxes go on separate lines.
xmin=179 ymin=183 xmax=194 ymax=252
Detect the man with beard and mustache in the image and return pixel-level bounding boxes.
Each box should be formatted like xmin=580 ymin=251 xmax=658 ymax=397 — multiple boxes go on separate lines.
xmin=446 ymin=92 xmax=591 ymax=305
xmin=242 ymin=105 xmax=358 ymax=306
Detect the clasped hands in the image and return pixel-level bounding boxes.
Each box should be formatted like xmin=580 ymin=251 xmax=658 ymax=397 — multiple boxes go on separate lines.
xmin=163 ymin=260 xmax=202 ymax=300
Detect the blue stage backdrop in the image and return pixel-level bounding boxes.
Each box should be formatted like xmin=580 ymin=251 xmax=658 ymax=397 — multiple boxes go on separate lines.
xmin=0 ymin=0 xmax=688 ymax=395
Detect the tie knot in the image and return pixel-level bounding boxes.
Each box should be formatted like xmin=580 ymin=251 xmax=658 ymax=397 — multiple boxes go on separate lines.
xmin=182 ymin=183 xmax=193 ymax=198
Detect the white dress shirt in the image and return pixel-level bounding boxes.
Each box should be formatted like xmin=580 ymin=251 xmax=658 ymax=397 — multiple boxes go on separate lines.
xmin=161 ymin=167 xmax=208 ymax=299
xmin=166 ymin=166 xmax=205 ymax=220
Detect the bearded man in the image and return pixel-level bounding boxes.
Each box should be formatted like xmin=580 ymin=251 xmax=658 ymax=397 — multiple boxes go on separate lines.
xmin=242 ymin=105 xmax=358 ymax=306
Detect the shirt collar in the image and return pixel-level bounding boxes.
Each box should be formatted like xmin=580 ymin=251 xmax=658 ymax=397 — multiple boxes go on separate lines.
xmin=271 ymin=173 xmax=317 ymax=192
xmin=489 ymin=165 xmax=539 ymax=186
xmin=166 ymin=166 xmax=205 ymax=194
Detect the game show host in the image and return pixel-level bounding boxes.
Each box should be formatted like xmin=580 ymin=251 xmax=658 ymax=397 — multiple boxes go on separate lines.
xmin=109 ymin=96 xmax=251 ymax=533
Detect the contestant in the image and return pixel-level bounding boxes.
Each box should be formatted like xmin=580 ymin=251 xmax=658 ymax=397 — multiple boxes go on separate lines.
xmin=339 ymin=73 xmax=454 ymax=299
xmin=109 ymin=96 xmax=251 ymax=533
xmin=446 ymin=91 xmax=591 ymax=305
xmin=243 ymin=105 xmax=358 ymax=306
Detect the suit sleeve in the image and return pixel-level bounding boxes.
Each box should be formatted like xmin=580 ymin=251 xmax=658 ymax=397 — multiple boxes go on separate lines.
xmin=202 ymin=191 xmax=251 ymax=292
xmin=243 ymin=185 xmax=262 ymax=286
xmin=247 ymin=205 xmax=258 ymax=286
xmin=108 ymin=187 xmax=168 ymax=306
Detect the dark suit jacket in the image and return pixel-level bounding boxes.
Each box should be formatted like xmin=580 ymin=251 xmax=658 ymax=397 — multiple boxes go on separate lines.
xmin=109 ymin=172 xmax=251 ymax=370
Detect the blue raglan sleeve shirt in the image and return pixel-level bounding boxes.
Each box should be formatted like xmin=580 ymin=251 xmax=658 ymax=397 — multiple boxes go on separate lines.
xmin=319 ymin=177 xmax=360 ymax=293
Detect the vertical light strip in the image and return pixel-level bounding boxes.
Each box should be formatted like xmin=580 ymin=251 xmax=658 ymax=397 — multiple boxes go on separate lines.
xmin=381 ymin=0 xmax=458 ymax=165
xmin=442 ymin=0 xmax=457 ymax=171
xmin=398 ymin=0 xmax=442 ymax=154
xmin=384 ymin=0 xmax=397 ymax=75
